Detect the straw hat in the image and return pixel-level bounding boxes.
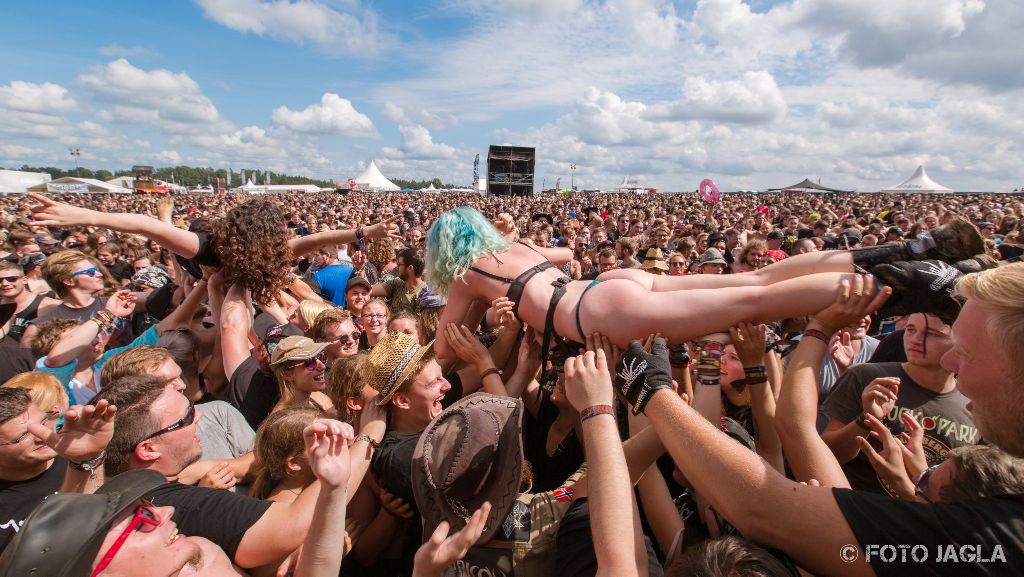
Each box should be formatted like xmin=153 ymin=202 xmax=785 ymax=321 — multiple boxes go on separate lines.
xmin=641 ymin=247 xmax=669 ymax=271
xmin=412 ymin=393 xmax=523 ymax=544
xmin=366 ymin=331 xmax=435 ymax=405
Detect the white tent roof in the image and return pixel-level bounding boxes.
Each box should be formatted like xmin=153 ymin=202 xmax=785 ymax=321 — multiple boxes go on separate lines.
xmin=881 ymin=165 xmax=953 ymax=194
xmin=0 ymin=169 xmax=50 ymax=193
xmin=354 ymin=160 xmax=400 ymax=191
xmin=419 ymin=183 xmax=438 ymax=193
xmin=27 ymin=176 xmax=131 ymax=194
xmin=233 ymin=183 xmax=322 ymax=194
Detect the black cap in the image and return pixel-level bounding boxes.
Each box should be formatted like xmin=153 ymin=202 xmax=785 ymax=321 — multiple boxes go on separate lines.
xmin=346 ymin=276 xmax=371 ymax=292
xmin=886 ymin=226 xmax=904 ymax=238
xmin=767 ymin=230 xmax=785 ymax=240
xmin=796 ymin=228 xmax=815 ymax=239
xmin=254 ymin=313 xmax=303 ymax=343
xmin=0 ymin=470 xmax=166 ymax=577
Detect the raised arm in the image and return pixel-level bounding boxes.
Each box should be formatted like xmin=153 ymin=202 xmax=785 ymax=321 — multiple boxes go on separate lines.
xmin=564 ymin=348 xmax=639 ymax=577
xmin=289 ymin=216 xmax=401 ymax=258
xmin=155 ymin=278 xmax=208 ymax=333
xmin=293 ymin=419 xmax=353 ymax=577
xmin=730 ymin=322 xmax=784 ymax=474
xmin=29 ymin=193 xmax=201 ymax=258
xmin=612 ymin=338 xmax=874 ymax=577
xmin=220 ymin=283 xmax=253 ymax=381
xmin=45 ymin=290 xmax=134 ymax=368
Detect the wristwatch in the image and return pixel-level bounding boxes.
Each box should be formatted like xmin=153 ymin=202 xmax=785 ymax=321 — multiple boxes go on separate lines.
xmin=69 ymin=450 xmax=106 ymax=473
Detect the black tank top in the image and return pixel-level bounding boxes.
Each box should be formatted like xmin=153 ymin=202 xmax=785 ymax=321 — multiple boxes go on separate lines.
xmin=7 ymin=294 xmax=44 ymax=343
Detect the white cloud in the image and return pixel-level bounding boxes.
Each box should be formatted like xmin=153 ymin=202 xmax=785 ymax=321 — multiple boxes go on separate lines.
xmin=381 ymin=124 xmax=458 ymax=160
xmin=78 ymin=59 xmax=223 ymax=131
xmin=0 ymin=143 xmax=43 ymax=158
xmin=195 ymin=0 xmax=382 ymax=53
xmin=272 ymin=93 xmax=378 ymax=137
xmin=155 ymin=150 xmax=183 ymax=164
xmin=0 ymin=81 xmax=76 ymax=114
xmin=647 ymin=71 xmax=787 ymax=124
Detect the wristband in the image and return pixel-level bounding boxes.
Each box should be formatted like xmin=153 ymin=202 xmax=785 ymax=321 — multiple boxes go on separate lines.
xmin=803 ymin=329 xmax=831 ymax=345
xmin=69 ymin=450 xmax=106 ymax=476
xmin=480 ymin=367 xmax=502 ymax=379
xmin=696 ymin=340 xmax=724 ymax=386
xmin=579 ymin=404 xmax=614 ymax=423
xmin=355 ymin=434 xmax=380 ymax=448
xmin=855 ymin=413 xmax=872 ymax=431
xmin=743 ymin=366 xmax=767 ymax=383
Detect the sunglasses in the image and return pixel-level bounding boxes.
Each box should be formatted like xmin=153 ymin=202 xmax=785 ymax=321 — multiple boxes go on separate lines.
xmin=336 ymin=331 xmax=362 ymax=345
xmin=0 ymin=275 xmax=22 ymax=284
xmin=90 ymin=500 xmax=162 ymax=577
xmin=142 ymin=401 xmax=196 ymax=441
xmin=294 ymin=352 xmax=327 ymax=371
xmin=71 ymin=266 xmax=101 ymax=278
xmin=914 ymin=464 xmax=939 ymax=503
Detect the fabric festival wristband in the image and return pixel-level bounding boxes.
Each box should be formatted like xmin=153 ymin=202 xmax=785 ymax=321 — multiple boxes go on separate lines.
xmin=480 ymin=367 xmax=502 ymax=379
xmin=580 ymin=405 xmax=614 ymax=423
xmin=355 ymin=435 xmax=380 ymax=448
xmin=696 ymin=340 xmax=723 ymax=386
xmin=802 ymin=329 xmax=831 ymax=345
xmin=743 ymin=365 xmax=768 ymax=383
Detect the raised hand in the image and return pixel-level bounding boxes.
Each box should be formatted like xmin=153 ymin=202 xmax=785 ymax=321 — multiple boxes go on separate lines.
xmin=156 ymin=195 xmax=174 ymax=224
xmin=811 ymin=274 xmax=891 ymax=334
xmin=104 ymin=290 xmax=136 ymax=318
xmin=830 ymin=331 xmax=857 ymax=372
xmin=27 ymin=192 xmax=98 ymax=228
xmin=489 ymin=296 xmax=516 ymax=328
xmin=898 ymin=412 xmax=929 ymax=481
xmin=366 ymin=215 xmax=403 ymax=241
xmin=855 ymin=414 xmax=916 ymax=499
xmin=861 ymin=377 xmax=900 ymax=421
xmin=564 ymin=348 xmax=614 ymax=413
xmin=614 ymin=337 xmax=674 ymax=415
xmin=413 ymin=503 xmax=491 ymax=577
xmin=303 ymin=419 xmax=354 ymax=490
xmin=445 ymin=324 xmax=493 ymax=370
xmin=198 ymin=461 xmax=238 ymax=490
xmin=514 ymin=327 xmax=542 ymax=378
xmin=28 ymin=399 xmax=116 ymax=462
xmin=729 ymin=322 xmax=765 ymax=367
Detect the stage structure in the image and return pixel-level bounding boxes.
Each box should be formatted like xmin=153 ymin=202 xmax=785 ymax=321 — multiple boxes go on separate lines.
xmin=487 ymin=146 xmax=535 ymax=196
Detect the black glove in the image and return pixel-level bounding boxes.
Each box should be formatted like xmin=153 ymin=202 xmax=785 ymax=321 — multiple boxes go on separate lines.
xmin=872 ymin=260 xmax=963 ymax=325
xmin=615 ymin=337 xmax=674 ymax=415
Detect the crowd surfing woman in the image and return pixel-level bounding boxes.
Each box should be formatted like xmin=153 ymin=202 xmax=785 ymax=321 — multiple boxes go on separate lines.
xmin=426 ymin=206 xmax=985 ymax=359
xmin=27 ymin=193 xmax=401 ymax=304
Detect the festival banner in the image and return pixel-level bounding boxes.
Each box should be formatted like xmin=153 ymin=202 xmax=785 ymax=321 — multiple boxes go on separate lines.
xmin=46 ymin=182 xmax=89 ymax=193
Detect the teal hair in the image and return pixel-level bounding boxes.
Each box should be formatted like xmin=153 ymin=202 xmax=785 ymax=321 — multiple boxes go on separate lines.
xmin=426 ymin=206 xmax=510 ymax=296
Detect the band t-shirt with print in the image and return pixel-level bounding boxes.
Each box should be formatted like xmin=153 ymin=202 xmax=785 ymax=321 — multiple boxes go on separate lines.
xmin=822 ymin=362 xmax=978 ymax=495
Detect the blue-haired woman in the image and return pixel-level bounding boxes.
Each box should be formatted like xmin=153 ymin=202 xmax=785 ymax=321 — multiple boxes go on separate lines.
xmin=426 ymin=206 xmax=984 ymax=360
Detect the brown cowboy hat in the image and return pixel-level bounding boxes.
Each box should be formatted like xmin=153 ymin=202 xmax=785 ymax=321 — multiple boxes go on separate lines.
xmin=412 ymin=393 xmax=523 ymax=544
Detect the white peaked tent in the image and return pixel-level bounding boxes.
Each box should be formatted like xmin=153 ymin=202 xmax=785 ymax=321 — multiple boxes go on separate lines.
xmin=0 ymin=169 xmax=50 ymax=192
xmin=419 ymin=183 xmax=438 ymax=193
xmin=881 ymin=165 xmax=953 ymax=194
xmin=354 ymin=160 xmax=400 ymax=192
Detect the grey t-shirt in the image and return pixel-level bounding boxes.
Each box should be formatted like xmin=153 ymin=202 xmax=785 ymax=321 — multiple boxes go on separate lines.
xmin=197 ymin=400 xmax=256 ymax=460
xmin=822 ymin=362 xmax=979 ymax=494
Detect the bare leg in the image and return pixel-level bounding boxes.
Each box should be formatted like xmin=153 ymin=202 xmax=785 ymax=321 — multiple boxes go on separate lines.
xmin=598 ymin=251 xmax=855 ymax=291
xmin=574 ymin=272 xmax=858 ymax=347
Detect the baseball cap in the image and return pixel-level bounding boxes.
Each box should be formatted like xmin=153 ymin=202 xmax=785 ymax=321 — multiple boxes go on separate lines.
xmin=34 ymin=232 xmax=59 ymax=245
xmin=270 ymin=335 xmax=330 ymax=368
xmin=0 ymin=470 xmax=166 ymax=577
xmin=346 ymin=276 xmax=371 ymax=292
xmin=839 ymin=229 xmax=862 ymax=244
xmin=886 ymin=226 xmax=904 ymax=238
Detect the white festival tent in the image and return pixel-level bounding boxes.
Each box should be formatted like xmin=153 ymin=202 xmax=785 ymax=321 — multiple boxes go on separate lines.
xmin=233 ymin=178 xmax=321 ymax=194
xmin=26 ymin=176 xmax=132 ymax=194
xmin=0 ymin=169 xmax=50 ymax=193
xmin=881 ymin=165 xmax=953 ymax=194
xmin=353 ymin=160 xmax=400 ymax=192
xmin=418 ymin=183 xmax=439 ymax=193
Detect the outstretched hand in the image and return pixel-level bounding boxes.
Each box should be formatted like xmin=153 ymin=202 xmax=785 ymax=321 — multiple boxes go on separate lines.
xmin=413 ymin=502 xmax=492 ymax=577
xmin=614 ymin=337 xmax=674 ymax=415
xmin=303 ymin=419 xmax=354 ymax=490
xmin=729 ymin=322 xmax=765 ymax=367
xmin=811 ymin=274 xmax=890 ymax=334
xmin=366 ymin=215 xmax=403 ymax=241
xmin=29 ymin=399 xmax=116 ymax=462
xmin=27 ymin=192 xmax=97 ymax=228
xmin=855 ymin=414 xmax=916 ymax=499
xmin=445 ymin=324 xmax=493 ymax=370
xmin=564 ymin=348 xmax=614 ymax=412
xmin=104 ymin=290 xmax=136 ymax=318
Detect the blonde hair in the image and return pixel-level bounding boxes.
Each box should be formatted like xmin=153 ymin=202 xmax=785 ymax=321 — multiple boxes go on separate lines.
xmin=101 ymin=346 xmax=173 ymax=387
xmin=298 ymin=300 xmax=334 ymax=330
xmin=40 ymin=250 xmax=95 ymax=298
xmin=325 ymin=353 xmax=369 ymax=425
xmin=250 ymin=407 xmax=321 ymax=499
xmin=1 ymin=372 xmax=67 ymax=413
xmin=953 ymin=262 xmax=1024 ymax=384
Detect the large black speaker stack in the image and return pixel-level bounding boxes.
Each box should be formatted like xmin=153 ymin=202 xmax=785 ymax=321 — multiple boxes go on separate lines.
xmin=487 ymin=145 xmax=535 ymax=196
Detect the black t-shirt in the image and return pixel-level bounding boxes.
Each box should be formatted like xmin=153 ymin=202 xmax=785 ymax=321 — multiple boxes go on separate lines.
xmin=224 ymin=357 xmax=279 ymax=431
xmin=107 ymin=260 xmax=133 ymax=282
xmin=834 ymin=488 xmax=1024 ymax=576
xmin=822 ymin=363 xmax=978 ymax=494
xmin=0 ymin=345 xmax=37 ymax=383
xmin=371 ymin=430 xmax=420 ymax=509
xmin=5 ymin=294 xmax=44 ymax=344
xmin=144 ymin=481 xmax=271 ymax=563
xmin=175 ymin=222 xmax=221 ymax=280
xmin=523 ymin=391 xmax=585 ymax=493
xmin=0 ymin=458 xmax=66 ymax=552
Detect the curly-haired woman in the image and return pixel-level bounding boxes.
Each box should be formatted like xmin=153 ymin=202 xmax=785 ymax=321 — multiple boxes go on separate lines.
xmin=28 ymin=193 xmax=400 ymax=305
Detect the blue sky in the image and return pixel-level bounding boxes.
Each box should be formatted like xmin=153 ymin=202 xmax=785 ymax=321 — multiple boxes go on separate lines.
xmin=1 ymin=0 xmax=1021 ymax=191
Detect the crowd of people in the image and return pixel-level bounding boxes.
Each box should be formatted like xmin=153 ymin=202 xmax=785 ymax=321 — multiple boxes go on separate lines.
xmin=0 ymin=187 xmax=1022 ymax=577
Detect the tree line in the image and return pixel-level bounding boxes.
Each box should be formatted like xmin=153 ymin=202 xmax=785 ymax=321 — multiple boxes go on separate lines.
xmin=5 ymin=165 xmax=457 ymax=190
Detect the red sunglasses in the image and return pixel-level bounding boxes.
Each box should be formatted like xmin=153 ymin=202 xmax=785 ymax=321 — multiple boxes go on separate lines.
xmin=90 ymin=500 xmax=162 ymax=577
